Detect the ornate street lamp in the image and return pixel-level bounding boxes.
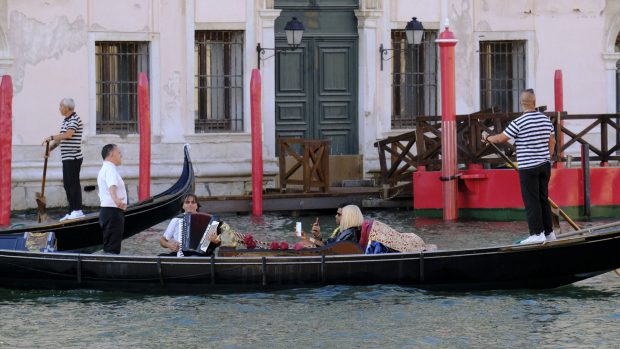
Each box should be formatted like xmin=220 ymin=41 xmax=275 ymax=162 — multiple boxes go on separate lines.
xmin=256 ymin=17 xmax=305 ymax=69
xmin=379 ymin=17 xmax=424 ymax=70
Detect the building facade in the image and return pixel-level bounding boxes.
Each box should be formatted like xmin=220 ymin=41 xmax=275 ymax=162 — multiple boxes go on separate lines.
xmin=2 ymin=0 xmax=620 ymax=210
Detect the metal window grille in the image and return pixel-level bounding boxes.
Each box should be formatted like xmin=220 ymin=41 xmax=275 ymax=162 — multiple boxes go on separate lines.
xmin=479 ymin=40 xmax=526 ymax=112
xmin=96 ymin=42 xmax=149 ymax=135
xmin=195 ymin=31 xmax=244 ymax=133
xmin=391 ymin=30 xmax=438 ymax=129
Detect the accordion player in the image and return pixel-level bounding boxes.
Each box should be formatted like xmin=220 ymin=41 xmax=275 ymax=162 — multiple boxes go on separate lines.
xmin=179 ymin=212 xmax=222 ymax=256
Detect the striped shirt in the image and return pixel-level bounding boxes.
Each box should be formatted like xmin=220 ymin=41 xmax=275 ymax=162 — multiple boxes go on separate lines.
xmin=503 ymin=111 xmax=554 ymax=169
xmin=59 ymin=112 xmax=83 ymax=161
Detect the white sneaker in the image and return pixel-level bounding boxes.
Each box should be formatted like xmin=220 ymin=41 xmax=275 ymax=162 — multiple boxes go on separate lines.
xmin=59 ymin=213 xmax=71 ymax=221
xmin=520 ymin=233 xmax=546 ymax=244
xmin=546 ymin=231 xmax=557 ymax=241
xmin=62 ymin=210 xmax=85 ymax=221
xmin=72 ymin=210 xmax=84 ymax=217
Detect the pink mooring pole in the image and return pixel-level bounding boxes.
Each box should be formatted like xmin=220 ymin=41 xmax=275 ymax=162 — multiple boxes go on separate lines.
xmin=436 ymin=22 xmax=459 ymax=221
xmin=554 ymin=70 xmax=564 ymax=169
xmin=250 ymin=69 xmax=263 ymax=216
xmin=138 ymin=72 xmax=151 ymax=200
xmin=0 ymin=75 xmax=13 ymax=226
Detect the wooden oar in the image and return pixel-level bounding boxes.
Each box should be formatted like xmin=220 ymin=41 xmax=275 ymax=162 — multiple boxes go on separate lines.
xmin=35 ymin=141 xmax=50 ymax=223
xmin=485 ymin=137 xmax=580 ymax=231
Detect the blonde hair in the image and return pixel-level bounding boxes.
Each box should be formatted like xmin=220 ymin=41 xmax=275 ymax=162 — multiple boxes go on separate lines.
xmin=339 ymin=205 xmax=364 ymax=231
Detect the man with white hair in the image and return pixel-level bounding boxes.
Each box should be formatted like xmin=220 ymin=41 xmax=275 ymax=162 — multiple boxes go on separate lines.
xmin=43 ymin=97 xmax=84 ymax=221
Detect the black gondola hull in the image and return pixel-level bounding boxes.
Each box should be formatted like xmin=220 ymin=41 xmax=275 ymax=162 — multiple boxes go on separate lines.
xmin=0 ymin=146 xmax=194 ymax=252
xmin=0 ymin=223 xmax=619 ymax=292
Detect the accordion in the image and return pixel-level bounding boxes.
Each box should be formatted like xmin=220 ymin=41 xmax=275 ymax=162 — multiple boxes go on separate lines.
xmin=179 ymin=212 xmax=222 ymax=256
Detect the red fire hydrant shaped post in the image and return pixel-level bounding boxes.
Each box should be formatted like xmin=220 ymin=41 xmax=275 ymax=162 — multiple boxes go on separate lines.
xmin=436 ymin=21 xmax=459 ymax=221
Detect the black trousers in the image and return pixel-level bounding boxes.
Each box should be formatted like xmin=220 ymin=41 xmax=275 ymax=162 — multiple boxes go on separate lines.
xmin=62 ymin=158 xmax=82 ymax=212
xmin=99 ymin=207 xmax=124 ymax=254
xmin=518 ymin=162 xmax=553 ymax=236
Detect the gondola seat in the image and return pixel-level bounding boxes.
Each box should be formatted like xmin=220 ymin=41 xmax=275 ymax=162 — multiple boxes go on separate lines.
xmin=0 ymin=232 xmax=56 ymax=252
xmin=359 ymin=220 xmax=374 ymax=250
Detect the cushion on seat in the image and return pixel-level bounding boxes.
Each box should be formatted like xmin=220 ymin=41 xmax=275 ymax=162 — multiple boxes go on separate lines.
xmin=358 ymin=220 xmax=374 ymax=250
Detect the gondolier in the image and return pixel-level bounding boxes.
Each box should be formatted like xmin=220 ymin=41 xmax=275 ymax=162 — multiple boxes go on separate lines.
xmin=487 ymin=89 xmax=556 ymax=244
xmin=42 ymin=98 xmax=84 ymax=221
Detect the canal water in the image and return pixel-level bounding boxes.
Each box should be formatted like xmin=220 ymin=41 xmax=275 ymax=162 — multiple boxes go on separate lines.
xmin=1 ymin=210 xmax=619 ymax=348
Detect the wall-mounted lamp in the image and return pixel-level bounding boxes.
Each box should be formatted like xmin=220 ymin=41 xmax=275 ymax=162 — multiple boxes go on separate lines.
xmin=256 ymin=17 xmax=305 ymax=69
xmin=379 ymin=17 xmax=424 ymax=71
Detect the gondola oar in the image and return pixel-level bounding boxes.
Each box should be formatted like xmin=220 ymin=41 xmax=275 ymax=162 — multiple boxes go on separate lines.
xmin=485 ymin=137 xmax=580 ymax=231
xmin=35 ymin=140 xmax=50 ymax=223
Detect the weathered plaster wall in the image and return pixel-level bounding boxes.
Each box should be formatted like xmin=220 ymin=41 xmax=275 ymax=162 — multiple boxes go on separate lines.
xmin=3 ymin=0 xmax=619 ymax=210
xmin=196 ymin=0 xmax=246 ymax=23
xmin=158 ymin=0 xmax=186 ymax=142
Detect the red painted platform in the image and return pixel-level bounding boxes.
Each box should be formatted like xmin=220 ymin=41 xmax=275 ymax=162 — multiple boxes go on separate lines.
xmin=413 ymin=166 xmax=620 ymax=219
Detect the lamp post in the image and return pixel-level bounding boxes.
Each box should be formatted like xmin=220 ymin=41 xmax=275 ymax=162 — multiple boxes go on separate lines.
xmin=256 ymin=17 xmax=305 ymax=69
xmin=379 ymin=17 xmax=424 ymax=70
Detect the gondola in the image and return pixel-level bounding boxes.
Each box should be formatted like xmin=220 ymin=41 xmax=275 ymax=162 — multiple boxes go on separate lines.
xmin=0 ymin=219 xmax=619 ymax=292
xmin=0 ymin=145 xmax=194 ymax=253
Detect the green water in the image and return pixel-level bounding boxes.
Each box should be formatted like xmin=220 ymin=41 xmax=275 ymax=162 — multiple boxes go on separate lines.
xmin=0 ymin=211 xmax=619 ymax=348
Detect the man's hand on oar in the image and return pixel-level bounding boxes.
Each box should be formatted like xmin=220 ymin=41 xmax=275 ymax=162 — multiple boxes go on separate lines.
xmin=485 ymin=133 xmax=508 ymax=144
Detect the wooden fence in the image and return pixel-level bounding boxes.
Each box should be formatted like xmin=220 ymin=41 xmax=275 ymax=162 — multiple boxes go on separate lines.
xmin=278 ymin=138 xmax=330 ymax=192
xmin=374 ymin=112 xmax=620 ymax=186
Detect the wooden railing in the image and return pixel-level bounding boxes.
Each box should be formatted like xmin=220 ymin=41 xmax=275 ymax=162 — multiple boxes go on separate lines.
xmin=278 ymin=138 xmax=330 ymax=193
xmin=374 ymin=111 xmax=620 ymax=186
xmin=558 ymin=114 xmax=620 ymax=163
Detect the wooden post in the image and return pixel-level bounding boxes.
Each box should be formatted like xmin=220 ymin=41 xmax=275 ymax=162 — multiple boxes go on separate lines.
xmin=581 ymin=143 xmax=591 ymax=219
xmin=0 ymin=75 xmax=12 ymax=226
xmin=138 ymin=72 xmax=151 ymax=200
xmin=250 ymin=69 xmax=263 ymax=216
xmin=554 ymin=70 xmax=565 ymax=169
xmin=436 ymin=21 xmax=459 ymax=221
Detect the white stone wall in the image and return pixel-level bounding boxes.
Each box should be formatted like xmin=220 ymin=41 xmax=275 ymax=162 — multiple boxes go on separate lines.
xmin=3 ymin=0 xmax=620 ymax=210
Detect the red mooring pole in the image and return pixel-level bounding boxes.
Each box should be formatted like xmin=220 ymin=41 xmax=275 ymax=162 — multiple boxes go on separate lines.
xmin=436 ymin=22 xmax=459 ymax=221
xmin=250 ymin=69 xmax=263 ymax=216
xmin=138 ymin=72 xmax=151 ymax=200
xmin=0 ymin=75 xmax=13 ymax=226
xmin=554 ymin=69 xmax=564 ymax=169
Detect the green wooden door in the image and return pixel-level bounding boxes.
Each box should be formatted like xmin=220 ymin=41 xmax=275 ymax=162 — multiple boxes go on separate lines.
xmin=273 ymin=5 xmax=358 ymax=155
xmin=275 ymin=37 xmax=358 ymax=155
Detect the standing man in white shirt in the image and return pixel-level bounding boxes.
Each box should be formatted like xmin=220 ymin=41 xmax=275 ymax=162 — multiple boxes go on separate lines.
xmin=97 ymin=144 xmax=127 ymax=254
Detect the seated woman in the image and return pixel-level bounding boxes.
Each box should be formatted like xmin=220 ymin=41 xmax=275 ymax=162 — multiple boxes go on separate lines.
xmin=298 ymin=204 xmax=364 ymax=248
xmin=159 ymin=193 xmax=219 ymax=256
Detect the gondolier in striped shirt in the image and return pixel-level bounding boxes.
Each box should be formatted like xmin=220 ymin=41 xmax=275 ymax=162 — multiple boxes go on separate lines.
xmin=43 ymin=98 xmax=84 ymax=221
xmin=487 ymin=89 xmax=556 ymax=244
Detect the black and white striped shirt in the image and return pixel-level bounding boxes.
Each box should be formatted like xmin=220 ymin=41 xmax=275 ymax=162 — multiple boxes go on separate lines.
xmin=60 ymin=112 xmax=83 ymax=161
xmin=503 ymin=111 xmax=554 ymax=169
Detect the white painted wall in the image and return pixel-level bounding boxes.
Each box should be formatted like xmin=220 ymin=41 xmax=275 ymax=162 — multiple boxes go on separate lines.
xmin=3 ymin=0 xmax=620 ymax=210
